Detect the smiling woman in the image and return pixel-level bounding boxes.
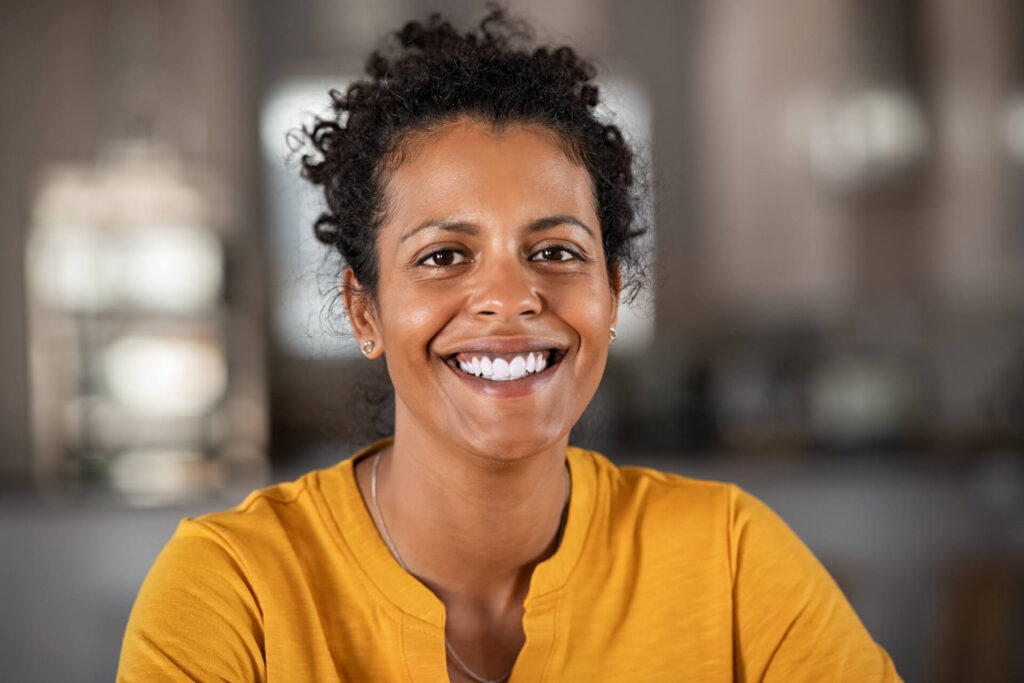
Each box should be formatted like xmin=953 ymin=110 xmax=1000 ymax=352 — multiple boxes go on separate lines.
xmin=118 ymin=9 xmax=901 ymax=683
xmin=348 ymin=121 xmax=616 ymax=461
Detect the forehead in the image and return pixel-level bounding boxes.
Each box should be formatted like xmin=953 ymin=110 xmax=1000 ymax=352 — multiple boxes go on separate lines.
xmin=381 ymin=119 xmax=597 ymax=229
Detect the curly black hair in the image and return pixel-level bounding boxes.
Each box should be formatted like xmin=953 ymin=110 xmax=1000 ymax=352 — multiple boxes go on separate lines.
xmin=301 ymin=7 xmax=646 ymax=304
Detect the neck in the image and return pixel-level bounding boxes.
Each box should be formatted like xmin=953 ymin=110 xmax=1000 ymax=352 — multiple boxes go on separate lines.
xmin=370 ymin=416 xmax=571 ymax=604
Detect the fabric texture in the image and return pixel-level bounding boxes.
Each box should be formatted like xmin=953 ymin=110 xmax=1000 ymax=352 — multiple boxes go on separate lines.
xmin=118 ymin=441 xmax=901 ymax=681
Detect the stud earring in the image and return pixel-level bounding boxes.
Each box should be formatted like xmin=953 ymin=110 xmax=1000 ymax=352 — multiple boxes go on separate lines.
xmin=361 ymin=340 xmax=375 ymax=355
xmin=609 ymin=327 xmax=617 ymax=342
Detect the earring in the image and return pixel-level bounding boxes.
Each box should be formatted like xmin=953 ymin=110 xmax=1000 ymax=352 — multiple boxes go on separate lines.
xmin=609 ymin=327 xmax=617 ymax=342
xmin=361 ymin=340 xmax=375 ymax=355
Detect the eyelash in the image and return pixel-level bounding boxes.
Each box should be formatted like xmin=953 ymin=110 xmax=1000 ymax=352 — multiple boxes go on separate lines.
xmin=418 ymin=248 xmax=467 ymax=267
xmin=529 ymin=246 xmax=583 ymax=262
xmin=416 ymin=245 xmax=585 ymax=268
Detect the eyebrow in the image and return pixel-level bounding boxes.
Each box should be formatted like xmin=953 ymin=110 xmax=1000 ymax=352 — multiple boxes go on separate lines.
xmin=399 ymin=214 xmax=595 ymax=243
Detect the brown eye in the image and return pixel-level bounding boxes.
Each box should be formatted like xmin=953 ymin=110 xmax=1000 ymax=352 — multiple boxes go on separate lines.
xmin=531 ymin=246 xmax=578 ymax=262
xmin=419 ymin=249 xmax=467 ymax=267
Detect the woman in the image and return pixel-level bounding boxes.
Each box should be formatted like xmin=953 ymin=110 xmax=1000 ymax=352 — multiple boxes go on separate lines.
xmin=119 ymin=10 xmax=900 ymax=682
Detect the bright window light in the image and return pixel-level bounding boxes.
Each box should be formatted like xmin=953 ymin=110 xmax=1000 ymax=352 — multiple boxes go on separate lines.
xmin=1004 ymin=95 xmax=1024 ymax=161
xmin=119 ymin=224 xmax=223 ymax=312
xmin=109 ymin=448 xmax=219 ymax=506
xmin=103 ymin=334 xmax=228 ymax=417
xmin=262 ymin=78 xmax=357 ymax=358
xmin=595 ymin=72 xmax=656 ymax=355
xmin=27 ymin=157 xmax=224 ymax=314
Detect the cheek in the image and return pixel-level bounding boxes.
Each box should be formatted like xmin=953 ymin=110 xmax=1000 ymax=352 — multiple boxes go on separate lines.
xmin=378 ymin=287 xmax=453 ymax=357
xmin=555 ymin=278 xmax=614 ymax=334
xmin=399 ymin=302 xmax=442 ymax=335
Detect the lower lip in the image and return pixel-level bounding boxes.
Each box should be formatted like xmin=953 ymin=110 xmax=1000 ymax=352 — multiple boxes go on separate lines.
xmin=445 ymin=360 xmax=559 ymax=398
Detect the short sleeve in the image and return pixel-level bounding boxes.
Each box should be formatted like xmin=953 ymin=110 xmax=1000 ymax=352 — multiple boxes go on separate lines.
xmin=117 ymin=519 xmax=266 ymax=682
xmin=728 ymin=486 xmax=901 ymax=682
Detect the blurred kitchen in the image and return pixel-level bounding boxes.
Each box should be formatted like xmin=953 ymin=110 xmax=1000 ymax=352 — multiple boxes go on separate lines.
xmin=1 ymin=0 xmax=1022 ymax=680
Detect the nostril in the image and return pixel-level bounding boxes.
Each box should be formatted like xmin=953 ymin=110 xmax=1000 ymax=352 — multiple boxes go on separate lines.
xmin=468 ymin=285 xmax=542 ymax=318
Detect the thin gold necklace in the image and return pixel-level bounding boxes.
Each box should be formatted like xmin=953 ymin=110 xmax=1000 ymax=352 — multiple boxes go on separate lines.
xmin=370 ymin=450 xmax=570 ymax=683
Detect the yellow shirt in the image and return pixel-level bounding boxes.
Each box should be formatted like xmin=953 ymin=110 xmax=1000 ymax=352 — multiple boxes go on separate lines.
xmin=118 ymin=442 xmax=900 ymax=681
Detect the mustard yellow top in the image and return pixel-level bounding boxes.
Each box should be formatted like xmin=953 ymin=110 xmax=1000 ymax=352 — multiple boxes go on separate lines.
xmin=118 ymin=442 xmax=900 ymax=681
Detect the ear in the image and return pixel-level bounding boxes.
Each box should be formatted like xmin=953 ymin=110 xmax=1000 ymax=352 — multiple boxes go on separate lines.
xmin=342 ymin=268 xmax=384 ymax=358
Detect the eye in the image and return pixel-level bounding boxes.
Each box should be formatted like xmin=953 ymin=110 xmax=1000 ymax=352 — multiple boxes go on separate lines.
xmin=530 ymin=246 xmax=580 ymax=262
xmin=418 ymin=248 xmax=468 ymax=267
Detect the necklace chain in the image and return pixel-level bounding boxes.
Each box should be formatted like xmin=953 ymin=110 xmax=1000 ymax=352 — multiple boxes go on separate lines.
xmin=370 ymin=450 xmax=570 ymax=683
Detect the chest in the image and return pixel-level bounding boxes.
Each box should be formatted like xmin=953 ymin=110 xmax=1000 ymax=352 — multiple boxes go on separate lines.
xmin=256 ymin=561 xmax=734 ymax=681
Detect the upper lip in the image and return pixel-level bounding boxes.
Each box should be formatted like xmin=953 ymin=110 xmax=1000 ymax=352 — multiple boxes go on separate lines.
xmin=438 ymin=336 xmax=569 ymax=358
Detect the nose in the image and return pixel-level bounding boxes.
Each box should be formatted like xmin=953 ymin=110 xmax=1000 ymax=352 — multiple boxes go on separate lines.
xmin=468 ymin=258 xmax=542 ymax=319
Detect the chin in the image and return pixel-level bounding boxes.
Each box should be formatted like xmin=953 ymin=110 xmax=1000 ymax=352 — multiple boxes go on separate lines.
xmin=458 ymin=424 xmax=570 ymax=465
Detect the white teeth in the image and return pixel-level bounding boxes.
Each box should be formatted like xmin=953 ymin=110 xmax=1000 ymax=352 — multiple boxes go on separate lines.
xmin=456 ymin=351 xmax=552 ymax=380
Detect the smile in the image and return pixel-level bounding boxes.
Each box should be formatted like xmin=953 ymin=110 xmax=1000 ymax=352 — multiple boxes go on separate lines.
xmin=447 ymin=350 xmax=561 ymax=381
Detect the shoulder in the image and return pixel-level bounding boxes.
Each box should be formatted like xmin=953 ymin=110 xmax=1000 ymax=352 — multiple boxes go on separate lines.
xmin=571 ymin=446 xmax=743 ymax=530
xmin=569 ymin=448 xmax=737 ymax=566
xmin=565 ymin=448 xmax=900 ymax=679
xmin=193 ymin=470 xmax=323 ymax=539
xmin=139 ymin=463 xmax=344 ymax=588
xmin=187 ymin=442 xmax=376 ymax=557
xmin=575 ymin=446 xmax=781 ymax=516
xmin=569 ymin=447 xmax=806 ymax=575
xmin=118 ymin=448 xmax=374 ymax=680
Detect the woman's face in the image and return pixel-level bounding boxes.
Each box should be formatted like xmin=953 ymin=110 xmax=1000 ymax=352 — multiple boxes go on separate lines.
xmin=347 ymin=118 xmax=618 ymax=460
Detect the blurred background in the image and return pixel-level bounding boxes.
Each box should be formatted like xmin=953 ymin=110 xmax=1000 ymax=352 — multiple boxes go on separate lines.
xmin=1 ymin=0 xmax=1022 ymax=680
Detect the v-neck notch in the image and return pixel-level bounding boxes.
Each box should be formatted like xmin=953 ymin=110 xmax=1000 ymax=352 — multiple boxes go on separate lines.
xmin=310 ymin=439 xmax=599 ymax=680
